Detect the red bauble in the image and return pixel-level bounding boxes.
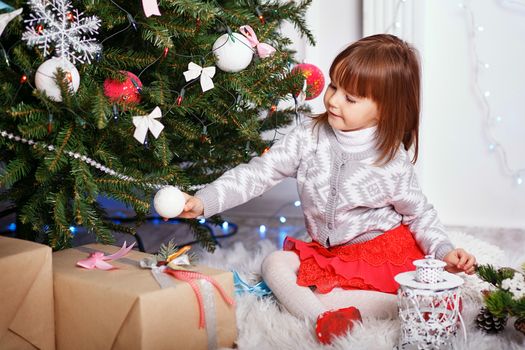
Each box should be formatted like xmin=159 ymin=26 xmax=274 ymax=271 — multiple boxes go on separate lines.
xmin=103 ymin=71 xmax=143 ymax=104
xmin=292 ymin=63 xmax=325 ymax=100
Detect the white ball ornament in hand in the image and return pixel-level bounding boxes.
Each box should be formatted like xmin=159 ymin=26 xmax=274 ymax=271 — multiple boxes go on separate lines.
xmin=153 ymin=186 xmax=186 ymax=219
xmin=212 ymin=32 xmax=253 ymax=72
xmin=35 ymin=57 xmax=80 ymax=102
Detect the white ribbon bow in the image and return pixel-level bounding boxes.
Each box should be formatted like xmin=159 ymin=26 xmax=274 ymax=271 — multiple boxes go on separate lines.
xmin=183 ymin=62 xmax=216 ymax=92
xmin=132 ymin=106 xmax=164 ymax=144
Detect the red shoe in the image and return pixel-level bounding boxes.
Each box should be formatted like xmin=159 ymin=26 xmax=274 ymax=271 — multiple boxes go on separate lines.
xmin=315 ymin=306 xmax=362 ymax=345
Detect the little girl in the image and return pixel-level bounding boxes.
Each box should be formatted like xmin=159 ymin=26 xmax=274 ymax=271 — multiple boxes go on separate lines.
xmin=178 ymin=34 xmax=476 ymax=345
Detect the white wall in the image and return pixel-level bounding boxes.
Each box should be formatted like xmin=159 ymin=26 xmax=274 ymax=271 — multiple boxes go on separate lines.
xmin=418 ymin=1 xmax=525 ymax=228
xmin=225 ymin=0 xmax=362 ymax=218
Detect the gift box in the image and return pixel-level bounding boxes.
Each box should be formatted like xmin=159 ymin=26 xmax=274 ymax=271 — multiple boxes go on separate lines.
xmin=0 ymin=236 xmax=55 ymax=350
xmin=53 ymin=244 xmax=237 ymax=350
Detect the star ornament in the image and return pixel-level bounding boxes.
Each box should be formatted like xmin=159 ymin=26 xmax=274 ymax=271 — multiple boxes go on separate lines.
xmin=0 ymin=8 xmax=22 ymax=37
xmin=132 ymin=106 xmax=165 ymax=144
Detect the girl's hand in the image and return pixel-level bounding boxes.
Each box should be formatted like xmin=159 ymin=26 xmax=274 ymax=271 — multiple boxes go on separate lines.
xmin=170 ymin=192 xmax=204 ymax=219
xmin=443 ymin=248 xmax=477 ymax=275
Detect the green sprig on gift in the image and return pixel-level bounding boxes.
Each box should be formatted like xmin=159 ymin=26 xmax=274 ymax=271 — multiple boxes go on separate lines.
xmin=476 ymin=263 xmax=525 ymax=335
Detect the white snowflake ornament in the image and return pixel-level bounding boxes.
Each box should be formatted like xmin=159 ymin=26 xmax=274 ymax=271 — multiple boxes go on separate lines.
xmin=22 ymin=0 xmax=101 ymax=64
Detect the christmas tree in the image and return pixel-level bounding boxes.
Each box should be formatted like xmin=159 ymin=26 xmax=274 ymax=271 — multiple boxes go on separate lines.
xmin=0 ymin=0 xmax=314 ymax=250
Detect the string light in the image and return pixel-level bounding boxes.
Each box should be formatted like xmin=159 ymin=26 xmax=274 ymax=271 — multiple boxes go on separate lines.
xmin=47 ymin=114 xmax=53 ymax=134
xmin=126 ymin=13 xmax=138 ymax=31
xmin=294 ymin=200 xmax=301 ymax=207
xmin=67 ymin=12 xmax=74 ymax=21
xmin=384 ymin=0 xmax=405 ymax=35
xmin=36 ymin=24 xmax=44 ymax=34
xmin=163 ymin=47 xmax=169 ymax=58
xmin=176 ymin=88 xmax=185 ymax=106
xmin=255 ymin=6 xmax=265 ymax=24
xmin=19 ymin=74 xmax=28 ymax=84
xmin=462 ymin=1 xmax=525 ymax=185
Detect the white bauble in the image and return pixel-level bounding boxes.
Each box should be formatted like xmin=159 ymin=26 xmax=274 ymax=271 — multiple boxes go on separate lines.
xmin=153 ymin=186 xmax=186 ymax=218
xmin=212 ymin=33 xmax=253 ymax=72
xmin=35 ymin=57 xmax=80 ymax=102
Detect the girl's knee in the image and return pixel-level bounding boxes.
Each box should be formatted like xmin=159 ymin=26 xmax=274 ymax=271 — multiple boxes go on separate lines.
xmin=261 ymin=250 xmax=298 ymax=277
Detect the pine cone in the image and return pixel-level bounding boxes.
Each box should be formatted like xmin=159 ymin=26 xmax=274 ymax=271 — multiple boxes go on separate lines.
xmin=476 ymin=307 xmax=508 ymax=334
xmin=515 ymin=317 xmax=525 ymax=335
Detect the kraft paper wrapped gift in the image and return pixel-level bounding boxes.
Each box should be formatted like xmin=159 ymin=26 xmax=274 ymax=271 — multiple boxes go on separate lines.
xmin=53 ymin=244 xmax=237 ymax=350
xmin=0 ymin=236 xmax=55 ymax=350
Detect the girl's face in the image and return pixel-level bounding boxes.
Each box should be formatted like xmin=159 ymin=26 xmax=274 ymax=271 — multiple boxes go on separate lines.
xmin=323 ymin=81 xmax=379 ymax=132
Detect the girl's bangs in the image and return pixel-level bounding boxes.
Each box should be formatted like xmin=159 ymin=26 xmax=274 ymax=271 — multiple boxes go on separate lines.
xmin=330 ymin=58 xmax=376 ymax=99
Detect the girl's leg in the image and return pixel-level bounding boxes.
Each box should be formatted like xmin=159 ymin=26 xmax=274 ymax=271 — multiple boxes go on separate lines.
xmin=316 ymin=288 xmax=398 ymax=319
xmin=261 ymin=250 xmax=327 ymax=320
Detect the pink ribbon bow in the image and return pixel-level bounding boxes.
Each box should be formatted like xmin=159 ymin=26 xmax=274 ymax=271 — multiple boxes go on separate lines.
xmin=165 ymin=269 xmax=235 ymax=329
xmin=76 ymin=242 xmax=136 ymax=270
xmin=239 ymin=25 xmax=276 ymax=58
xmin=142 ymin=0 xmax=161 ymax=17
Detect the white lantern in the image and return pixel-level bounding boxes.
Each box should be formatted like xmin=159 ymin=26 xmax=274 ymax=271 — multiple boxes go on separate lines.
xmin=212 ymin=32 xmax=253 ymax=72
xmin=35 ymin=57 xmax=80 ymax=102
xmin=394 ymin=256 xmax=465 ymax=350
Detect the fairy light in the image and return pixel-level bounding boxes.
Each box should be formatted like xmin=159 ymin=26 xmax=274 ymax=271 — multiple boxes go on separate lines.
xmin=19 ymin=74 xmax=28 ymax=84
xmin=255 ymin=6 xmax=265 ymax=24
xmin=163 ymin=47 xmax=169 ymax=58
xmin=47 ymin=114 xmax=53 ymax=134
xmin=36 ymin=24 xmax=44 ymax=34
xmin=177 ymin=88 xmax=185 ymax=106
xmin=384 ymin=0 xmax=405 ymax=35
xmin=462 ymin=1 xmax=525 ymax=185
xmin=262 ymin=147 xmax=270 ymax=155
xmin=67 ymin=12 xmax=74 ymax=21
xmin=294 ymin=200 xmax=301 ymax=207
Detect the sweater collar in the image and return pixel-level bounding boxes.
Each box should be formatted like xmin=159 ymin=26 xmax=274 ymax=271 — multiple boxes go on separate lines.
xmin=324 ymin=123 xmax=378 ymax=161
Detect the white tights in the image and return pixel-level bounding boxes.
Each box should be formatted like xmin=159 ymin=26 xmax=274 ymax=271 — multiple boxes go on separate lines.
xmin=261 ymin=250 xmax=398 ymax=321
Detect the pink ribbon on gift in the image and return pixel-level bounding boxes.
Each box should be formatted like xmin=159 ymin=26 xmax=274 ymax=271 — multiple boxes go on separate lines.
xmin=239 ymin=25 xmax=276 ymax=58
xmin=142 ymin=0 xmax=161 ymax=17
xmin=165 ymin=269 xmax=235 ymax=329
xmin=76 ymin=242 xmax=136 ymax=270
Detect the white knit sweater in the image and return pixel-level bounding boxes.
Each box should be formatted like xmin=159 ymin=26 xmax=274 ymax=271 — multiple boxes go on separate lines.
xmin=195 ymin=119 xmax=454 ymax=259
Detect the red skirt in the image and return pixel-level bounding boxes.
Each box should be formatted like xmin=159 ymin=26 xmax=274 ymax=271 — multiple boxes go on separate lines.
xmin=283 ymin=225 xmax=425 ymax=294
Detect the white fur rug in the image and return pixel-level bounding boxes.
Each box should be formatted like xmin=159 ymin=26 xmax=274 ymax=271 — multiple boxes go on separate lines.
xmin=199 ymin=231 xmax=525 ymax=350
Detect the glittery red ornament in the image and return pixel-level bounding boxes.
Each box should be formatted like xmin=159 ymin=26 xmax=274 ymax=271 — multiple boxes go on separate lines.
xmin=292 ymin=63 xmax=325 ymax=100
xmin=103 ymin=71 xmax=143 ymax=104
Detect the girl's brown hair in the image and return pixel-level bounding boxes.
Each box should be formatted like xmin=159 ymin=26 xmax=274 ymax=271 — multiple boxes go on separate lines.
xmin=316 ymin=34 xmax=421 ymax=164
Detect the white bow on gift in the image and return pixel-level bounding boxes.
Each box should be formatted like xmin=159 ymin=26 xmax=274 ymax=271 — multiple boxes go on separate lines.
xmin=132 ymin=106 xmax=164 ymax=144
xmin=183 ymin=62 xmax=216 ymax=92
